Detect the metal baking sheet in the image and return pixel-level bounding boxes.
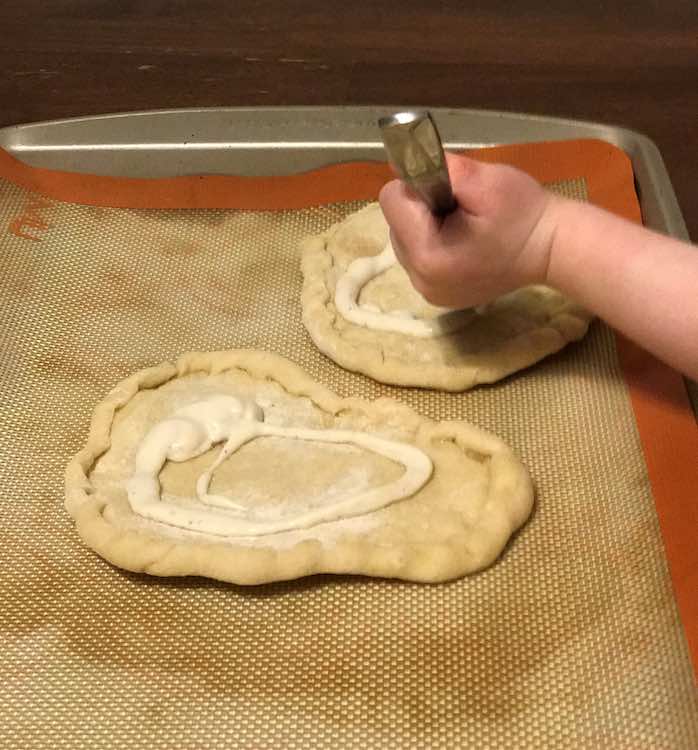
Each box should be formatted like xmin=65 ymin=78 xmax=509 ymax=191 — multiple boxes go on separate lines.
xmin=1 ymin=107 xmax=697 ymax=748
xmin=0 ymin=106 xmax=689 ymax=238
xmin=1 ymin=106 xmax=694 ymax=410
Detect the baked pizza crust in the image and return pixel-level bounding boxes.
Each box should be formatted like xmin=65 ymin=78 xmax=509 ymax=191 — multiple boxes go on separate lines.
xmin=65 ymin=350 xmax=533 ymax=585
xmin=301 ymin=203 xmax=592 ymax=390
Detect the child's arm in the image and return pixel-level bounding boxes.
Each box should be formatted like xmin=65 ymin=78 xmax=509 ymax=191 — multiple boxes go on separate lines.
xmin=546 ymin=198 xmax=698 ymax=379
xmin=379 ymin=154 xmax=698 ymax=380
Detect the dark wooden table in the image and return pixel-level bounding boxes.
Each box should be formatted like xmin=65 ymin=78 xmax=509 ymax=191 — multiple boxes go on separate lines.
xmin=2 ymin=0 xmax=696 ymax=238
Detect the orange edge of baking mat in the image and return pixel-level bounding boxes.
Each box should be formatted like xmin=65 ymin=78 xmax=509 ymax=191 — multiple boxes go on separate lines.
xmin=2 ymin=137 xmax=697 ymax=677
xmin=0 ymin=137 xmax=644 ymax=213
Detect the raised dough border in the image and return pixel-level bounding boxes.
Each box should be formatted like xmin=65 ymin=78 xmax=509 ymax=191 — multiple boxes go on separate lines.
xmin=65 ymin=350 xmax=533 ymax=585
xmin=300 ymin=206 xmax=592 ymax=391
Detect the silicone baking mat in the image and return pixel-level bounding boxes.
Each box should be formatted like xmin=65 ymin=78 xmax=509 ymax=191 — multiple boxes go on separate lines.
xmin=1 ymin=139 xmax=696 ymax=748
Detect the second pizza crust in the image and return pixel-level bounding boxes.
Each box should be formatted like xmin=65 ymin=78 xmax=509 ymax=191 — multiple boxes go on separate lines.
xmin=301 ymin=203 xmax=592 ymax=390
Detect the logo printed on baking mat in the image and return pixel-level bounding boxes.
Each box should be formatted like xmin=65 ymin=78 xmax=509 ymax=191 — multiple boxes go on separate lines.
xmin=8 ymin=194 xmax=54 ymax=242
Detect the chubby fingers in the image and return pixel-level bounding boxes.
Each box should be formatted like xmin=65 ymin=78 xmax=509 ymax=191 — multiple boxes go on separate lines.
xmin=378 ymin=151 xmax=485 ymax=253
xmin=379 ymin=178 xmax=437 ymax=279
xmin=379 ymin=152 xmax=482 ymax=225
xmin=378 ymin=179 xmax=438 ymax=246
xmin=378 ymin=178 xmax=440 ymax=279
xmin=379 ymin=179 xmax=473 ymax=306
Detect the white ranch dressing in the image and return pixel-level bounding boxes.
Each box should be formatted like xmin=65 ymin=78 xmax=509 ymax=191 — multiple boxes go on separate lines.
xmin=334 ymin=241 xmax=473 ymax=337
xmin=127 ymin=395 xmax=432 ymax=537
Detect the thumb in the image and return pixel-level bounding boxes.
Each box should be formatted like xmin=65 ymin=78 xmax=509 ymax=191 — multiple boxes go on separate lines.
xmin=444 ymin=152 xmax=489 ymax=217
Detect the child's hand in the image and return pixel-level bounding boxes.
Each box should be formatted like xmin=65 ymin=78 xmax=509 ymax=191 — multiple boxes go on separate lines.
xmin=379 ymin=153 xmax=558 ymax=308
xmin=381 ymin=151 xmax=698 ymax=380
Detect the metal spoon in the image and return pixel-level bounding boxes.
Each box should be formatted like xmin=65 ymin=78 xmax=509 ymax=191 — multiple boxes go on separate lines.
xmin=378 ymin=110 xmax=456 ymax=217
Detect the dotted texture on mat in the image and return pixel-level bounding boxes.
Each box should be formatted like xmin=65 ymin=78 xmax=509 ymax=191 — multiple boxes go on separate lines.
xmin=0 ymin=177 xmax=696 ymax=749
